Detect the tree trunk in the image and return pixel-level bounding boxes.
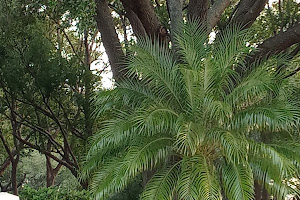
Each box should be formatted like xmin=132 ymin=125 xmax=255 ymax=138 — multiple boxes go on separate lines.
xmin=167 ymin=0 xmax=183 ymax=43
xmin=122 ymin=4 xmax=146 ymax=37
xmin=11 ymin=156 xmax=19 ymax=195
xmin=95 ymin=0 xmax=125 ymax=80
xmin=46 ymin=155 xmax=62 ymax=187
xmin=120 ymin=0 xmax=161 ymax=37
xmin=187 ymin=0 xmax=209 ymax=21
xmin=207 ymin=0 xmax=231 ymax=30
xmin=254 ymin=181 xmax=270 ymax=200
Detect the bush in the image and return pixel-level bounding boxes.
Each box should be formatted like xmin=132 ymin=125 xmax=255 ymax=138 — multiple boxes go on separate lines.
xmin=19 ymin=185 xmax=91 ymax=200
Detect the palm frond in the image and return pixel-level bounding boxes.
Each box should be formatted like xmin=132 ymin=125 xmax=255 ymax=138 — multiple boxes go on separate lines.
xmin=249 ymin=141 xmax=296 ymax=178
xmin=208 ymin=130 xmax=248 ymax=164
xmin=221 ymin=162 xmax=254 ymax=200
xmin=174 ymin=122 xmax=205 ymax=156
xmin=204 ymin=26 xmax=251 ymax=97
xmin=177 ymin=155 xmax=222 ymax=200
xmin=250 ymin=159 xmax=291 ymax=199
xmin=90 ymin=136 xmax=173 ymax=199
xmin=141 ymin=162 xmax=181 ymax=200
xmin=175 ymin=21 xmax=208 ymax=70
xmin=230 ymin=101 xmax=300 ymax=131
xmin=126 ymin=36 xmax=184 ymax=109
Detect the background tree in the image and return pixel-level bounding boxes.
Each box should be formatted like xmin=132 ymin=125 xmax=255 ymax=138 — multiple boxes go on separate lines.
xmin=0 ymin=0 xmax=101 ymax=192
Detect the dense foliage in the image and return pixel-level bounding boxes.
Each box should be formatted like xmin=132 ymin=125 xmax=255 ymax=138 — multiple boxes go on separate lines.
xmin=84 ymin=23 xmax=300 ymax=200
xmin=20 ymin=185 xmax=91 ymax=200
xmin=0 ymin=0 xmax=299 ymax=199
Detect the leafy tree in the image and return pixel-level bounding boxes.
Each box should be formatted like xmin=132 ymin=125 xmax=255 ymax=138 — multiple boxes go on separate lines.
xmin=94 ymin=0 xmax=300 ymax=80
xmin=84 ymin=22 xmax=300 ymax=200
xmin=0 ymin=0 xmax=100 ymax=191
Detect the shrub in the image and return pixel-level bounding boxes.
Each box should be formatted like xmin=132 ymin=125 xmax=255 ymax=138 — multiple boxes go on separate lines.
xmin=19 ymin=185 xmax=91 ymax=200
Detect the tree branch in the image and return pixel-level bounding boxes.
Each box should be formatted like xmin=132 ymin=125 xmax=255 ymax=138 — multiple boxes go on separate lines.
xmin=284 ymin=66 xmax=300 ymax=79
xmin=250 ymin=23 xmax=300 ymax=63
xmin=120 ymin=0 xmax=161 ymax=37
xmin=230 ymin=0 xmax=268 ymax=28
xmin=13 ymin=133 xmax=76 ymax=172
xmin=122 ymin=3 xmax=146 ymax=37
xmin=0 ymin=129 xmax=13 ymax=161
xmin=207 ymin=0 xmax=231 ymax=30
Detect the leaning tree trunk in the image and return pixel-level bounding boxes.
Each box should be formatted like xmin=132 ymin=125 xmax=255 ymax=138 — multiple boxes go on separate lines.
xmin=95 ymin=0 xmax=125 ymax=80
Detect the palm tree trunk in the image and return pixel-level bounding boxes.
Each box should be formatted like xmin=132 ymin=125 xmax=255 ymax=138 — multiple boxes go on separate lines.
xmin=254 ymin=181 xmax=270 ymax=200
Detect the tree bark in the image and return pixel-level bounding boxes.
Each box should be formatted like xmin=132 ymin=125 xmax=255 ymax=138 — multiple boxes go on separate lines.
xmin=167 ymin=0 xmax=183 ymax=36
xmin=0 ymin=157 xmax=11 ymax=176
xmin=122 ymin=4 xmax=146 ymax=37
xmin=243 ymin=23 xmax=300 ymax=74
xmin=255 ymin=23 xmax=300 ymax=59
xmin=207 ymin=0 xmax=231 ymax=30
xmin=254 ymin=181 xmax=270 ymax=200
xmin=45 ymin=140 xmax=62 ymax=187
xmin=230 ymin=0 xmax=268 ymax=28
xmin=11 ymin=156 xmax=19 ymax=195
xmin=187 ymin=0 xmax=209 ymax=21
xmin=46 ymin=156 xmax=62 ymax=187
xmin=120 ymin=0 xmax=161 ymax=37
xmin=95 ymin=0 xmax=125 ymax=80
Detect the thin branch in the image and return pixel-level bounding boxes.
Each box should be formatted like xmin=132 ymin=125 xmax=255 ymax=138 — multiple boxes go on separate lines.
xmin=0 ymin=129 xmax=13 ymax=161
xmin=13 ymin=133 xmax=76 ymax=172
xmin=61 ymin=28 xmax=85 ymax=65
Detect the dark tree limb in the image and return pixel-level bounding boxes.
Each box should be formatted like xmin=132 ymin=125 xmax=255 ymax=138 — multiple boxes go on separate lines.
xmin=108 ymin=2 xmax=146 ymax=37
xmin=0 ymin=130 xmax=13 ymax=161
xmin=250 ymin=23 xmax=300 ymax=64
xmin=46 ymin=141 xmax=63 ymax=187
xmin=120 ymin=0 xmax=161 ymax=37
xmin=235 ymin=24 xmax=300 ymax=77
xmin=230 ymin=0 xmax=268 ymax=28
xmin=123 ymin=3 xmax=146 ymax=37
xmin=13 ymin=133 xmax=76 ymax=174
xmin=0 ymin=157 xmax=11 ymax=177
xmin=284 ymin=66 xmax=300 ymax=78
xmin=187 ymin=0 xmax=209 ymax=21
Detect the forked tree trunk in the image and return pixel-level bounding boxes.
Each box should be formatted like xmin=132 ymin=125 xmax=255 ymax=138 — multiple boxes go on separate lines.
xmin=46 ymin=155 xmax=62 ymax=187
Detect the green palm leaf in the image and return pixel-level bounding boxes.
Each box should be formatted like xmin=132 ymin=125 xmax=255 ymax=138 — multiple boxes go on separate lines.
xmin=85 ymin=21 xmax=300 ymax=200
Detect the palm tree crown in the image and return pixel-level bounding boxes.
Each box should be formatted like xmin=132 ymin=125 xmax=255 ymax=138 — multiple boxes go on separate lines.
xmin=83 ymin=22 xmax=300 ymax=200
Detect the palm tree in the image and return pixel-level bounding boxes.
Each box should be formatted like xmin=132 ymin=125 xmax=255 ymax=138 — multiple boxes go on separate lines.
xmin=83 ymin=22 xmax=300 ymax=200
